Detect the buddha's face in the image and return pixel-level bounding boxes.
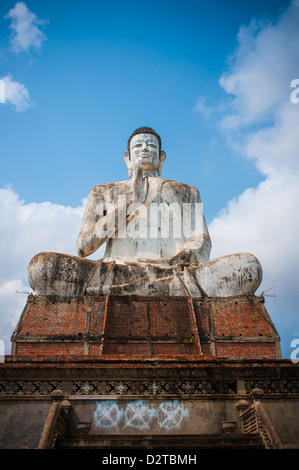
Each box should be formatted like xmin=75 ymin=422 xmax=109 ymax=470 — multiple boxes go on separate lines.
xmin=129 ymin=133 xmax=160 ymax=173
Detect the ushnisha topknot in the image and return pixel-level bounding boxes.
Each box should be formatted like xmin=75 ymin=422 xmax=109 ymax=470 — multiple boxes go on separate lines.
xmin=127 ymin=127 xmax=162 ymax=155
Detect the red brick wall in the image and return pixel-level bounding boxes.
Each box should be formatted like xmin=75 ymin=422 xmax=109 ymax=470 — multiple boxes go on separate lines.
xmin=15 ymin=342 xmax=84 ymax=356
xmin=200 ymin=344 xmax=212 ymax=356
xmin=213 ymin=300 xmax=273 ymax=337
xmin=105 ymin=299 xmax=148 ymax=340
xmin=16 ymin=297 xmax=88 ymax=336
xmin=103 ymin=343 xmax=150 ymax=355
xmin=12 ymin=294 xmax=280 ymax=360
xmin=215 ymin=342 xmax=276 ymax=359
xmin=193 ymin=301 xmax=210 ymax=342
xmin=89 ymin=299 xmax=107 ymax=336
xmin=103 ymin=296 xmax=199 ymax=355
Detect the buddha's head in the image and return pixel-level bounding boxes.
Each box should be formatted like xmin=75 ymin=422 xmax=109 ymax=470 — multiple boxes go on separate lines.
xmin=124 ymin=127 xmax=166 ymax=178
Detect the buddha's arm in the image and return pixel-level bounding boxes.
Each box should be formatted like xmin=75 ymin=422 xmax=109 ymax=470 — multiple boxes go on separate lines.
xmin=172 ymin=227 xmax=211 ymax=264
xmin=77 ymin=171 xmax=148 ymax=258
xmin=76 ymin=189 xmax=130 ymax=258
xmin=170 ymin=189 xmax=212 ymax=265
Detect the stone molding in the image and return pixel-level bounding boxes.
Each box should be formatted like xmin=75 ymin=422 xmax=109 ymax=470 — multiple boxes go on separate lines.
xmin=1 ymin=361 xmax=298 ymax=400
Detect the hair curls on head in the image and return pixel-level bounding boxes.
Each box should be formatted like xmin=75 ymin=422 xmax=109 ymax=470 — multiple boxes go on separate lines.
xmin=127 ymin=127 xmax=162 ymax=154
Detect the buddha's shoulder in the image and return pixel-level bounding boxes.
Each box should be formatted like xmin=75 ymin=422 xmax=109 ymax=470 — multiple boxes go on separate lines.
xmin=89 ymin=180 xmax=132 ymax=196
xmin=158 ymin=178 xmax=199 ymax=195
xmin=88 ymin=178 xmax=200 ymax=197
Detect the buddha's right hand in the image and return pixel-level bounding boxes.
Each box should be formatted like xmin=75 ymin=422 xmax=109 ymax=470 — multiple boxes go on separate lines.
xmin=131 ymin=167 xmax=149 ymax=205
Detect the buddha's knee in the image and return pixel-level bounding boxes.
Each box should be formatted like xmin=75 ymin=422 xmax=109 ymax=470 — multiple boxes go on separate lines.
xmin=194 ymin=252 xmax=263 ymax=297
xmin=28 ymin=252 xmax=97 ymax=297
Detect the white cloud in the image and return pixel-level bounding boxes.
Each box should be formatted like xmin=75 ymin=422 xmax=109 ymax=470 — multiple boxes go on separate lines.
xmin=4 ymin=2 xmax=47 ymax=53
xmin=209 ymin=0 xmax=299 ymax=356
xmin=219 ymin=3 xmax=299 ymax=131
xmin=1 ymin=3 xmax=48 ymax=112
xmin=193 ymin=95 xmax=227 ymax=120
xmin=1 ymin=74 xmax=31 ymax=111
xmin=0 ymin=187 xmax=106 ymax=354
xmin=0 ymin=279 xmax=30 ymax=351
xmin=193 ymin=96 xmax=213 ymax=119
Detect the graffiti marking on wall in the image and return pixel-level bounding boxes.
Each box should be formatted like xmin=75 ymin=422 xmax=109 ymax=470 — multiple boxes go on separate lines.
xmin=157 ymin=401 xmax=188 ymax=430
xmin=94 ymin=400 xmax=189 ymax=430
xmin=124 ymin=400 xmax=156 ymax=430
xmin=94 ymin=400 xmax=123 ymax=428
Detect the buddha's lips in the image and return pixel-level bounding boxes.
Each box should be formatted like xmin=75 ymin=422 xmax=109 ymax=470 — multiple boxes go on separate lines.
xmin=139 ymin=152 xmax=152 ymax=158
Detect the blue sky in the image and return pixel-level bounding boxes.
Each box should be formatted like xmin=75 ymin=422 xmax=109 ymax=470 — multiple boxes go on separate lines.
xmin=0 ymin=0 xmax=298 ymax=359
xmin=1 ymin=0 xmax=289 ymax=217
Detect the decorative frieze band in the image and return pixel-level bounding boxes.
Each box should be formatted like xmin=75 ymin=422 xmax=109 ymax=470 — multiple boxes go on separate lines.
xmin=1 ymin=378 xmax=298 ymax=398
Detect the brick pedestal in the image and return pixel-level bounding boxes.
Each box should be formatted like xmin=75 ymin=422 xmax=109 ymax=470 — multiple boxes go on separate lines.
xmin=11 ymin=293 xmax=281 ymax=360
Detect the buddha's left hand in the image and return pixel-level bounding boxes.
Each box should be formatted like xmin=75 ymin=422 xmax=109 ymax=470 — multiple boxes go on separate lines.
xmin=170 ymin=249 xmax=192 ymax=265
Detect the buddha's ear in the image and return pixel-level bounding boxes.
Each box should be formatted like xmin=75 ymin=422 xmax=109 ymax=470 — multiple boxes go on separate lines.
xmin=124 ymin=151 xmax=133 ymax=178
xmin=157 ymin=151 xmax=166 ymax=176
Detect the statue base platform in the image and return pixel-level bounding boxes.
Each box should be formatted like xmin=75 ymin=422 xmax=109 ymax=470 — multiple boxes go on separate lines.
xmin=11 ymin=293 xmax=281 ymax=360
xmin=2 ymin=295 xmax=299 ymax=450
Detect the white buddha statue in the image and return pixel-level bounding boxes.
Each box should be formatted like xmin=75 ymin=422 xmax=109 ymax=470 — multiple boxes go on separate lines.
xmin=28 ymin=127 xmax=262 ymax=298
